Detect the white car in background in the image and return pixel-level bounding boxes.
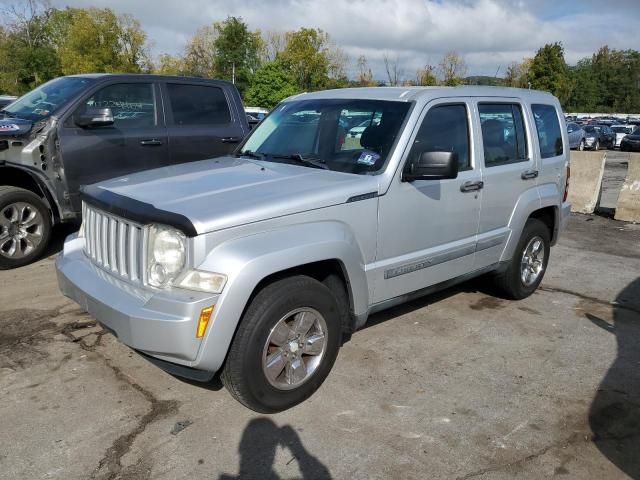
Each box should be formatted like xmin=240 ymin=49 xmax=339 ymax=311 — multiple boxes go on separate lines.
xmin=348 ymin=117 xmax=380 ymax=139
xmin=611 ymin=125 xmax=635 ymax=148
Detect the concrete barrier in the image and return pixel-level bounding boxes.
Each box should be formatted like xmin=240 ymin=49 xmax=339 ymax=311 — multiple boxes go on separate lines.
xmin=615 ymin=153 xmax=640 ymax=223
xmin=567 ymin=151 xmax=607 ymax=214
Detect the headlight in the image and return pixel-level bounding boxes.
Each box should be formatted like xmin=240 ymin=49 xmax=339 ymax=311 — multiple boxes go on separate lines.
xmin=147 ymin=225 xmax=186 ymax=288
xmin=177 ymin=270 xmax=227 ymax=294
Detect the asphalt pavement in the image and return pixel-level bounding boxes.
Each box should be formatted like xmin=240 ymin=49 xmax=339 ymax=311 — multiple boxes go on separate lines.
xmin=1 ymin=214 xmax=639 ymax=480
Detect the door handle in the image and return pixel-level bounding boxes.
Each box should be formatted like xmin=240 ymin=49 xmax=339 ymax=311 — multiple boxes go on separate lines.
xmin=140 ymin=139 xmax=163 ymax=146
xmin=521 ymin=169 xmax=539 ymax=180
xmin=460 ymin=181 xmax=484 ymax=192
xmin=221 ymin=137 xmax=241 ymax=143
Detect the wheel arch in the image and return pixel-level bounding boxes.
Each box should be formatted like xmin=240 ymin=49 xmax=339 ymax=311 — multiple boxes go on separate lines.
xmin=0 ymin=165 xmax=60 ymax=223
xmin=193 ymin=221 xmax=370 ymax=372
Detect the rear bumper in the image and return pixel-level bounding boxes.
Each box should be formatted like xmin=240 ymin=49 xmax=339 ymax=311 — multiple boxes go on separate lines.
xmin=56 ymin=234 xmax=220 ymax=371
xmin=559 ymin=202 xmax=571 ymax=237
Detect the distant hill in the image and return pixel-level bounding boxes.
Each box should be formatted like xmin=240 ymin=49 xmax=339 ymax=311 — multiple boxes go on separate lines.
xmin=464 ymin=76 xmax=504 ymax=86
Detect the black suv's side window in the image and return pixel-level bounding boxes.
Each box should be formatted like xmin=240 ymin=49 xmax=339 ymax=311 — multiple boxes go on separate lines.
xmin=407 ymin=104 xmax=471 ymax=171
xmin=167 ymin=84 xmax=231 ymax=126
xmin=532 ymin=104 xmax=563 ymax=158
xmin=77 ymin=83 xmax=156 ymax=128
xmin=479 ymin=103 xmax=528 ymax=166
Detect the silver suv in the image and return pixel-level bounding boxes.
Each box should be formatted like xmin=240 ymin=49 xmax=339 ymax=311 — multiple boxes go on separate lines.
xmin=57 ymin=87 xmax=571 ymax=412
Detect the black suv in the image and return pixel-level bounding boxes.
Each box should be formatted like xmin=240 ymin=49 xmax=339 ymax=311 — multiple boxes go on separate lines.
xmin=0 ymin=74 xmax=249 ymax=268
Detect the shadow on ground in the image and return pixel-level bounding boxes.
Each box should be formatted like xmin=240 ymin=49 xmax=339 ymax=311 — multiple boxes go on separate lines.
xmin=588 ymin=277 xmax=640 ymax=479
xmin=219 ymin=418 xmax=331 ymax=480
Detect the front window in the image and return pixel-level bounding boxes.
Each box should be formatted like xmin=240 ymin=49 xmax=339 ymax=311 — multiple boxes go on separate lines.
xmin=612 ymin=126 xmax=633 ymax=134
xmin=239 ymin=99 xmax=411 ymax=174
xmin=1 ymin=76 xmax=95 ymax=121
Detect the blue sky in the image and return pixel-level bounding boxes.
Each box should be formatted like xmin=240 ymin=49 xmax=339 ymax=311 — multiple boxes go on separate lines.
xmin=48 ymin=0 xmax=640 ymax=79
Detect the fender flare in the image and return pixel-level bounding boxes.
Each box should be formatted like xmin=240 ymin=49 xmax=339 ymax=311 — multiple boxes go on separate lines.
xmin=0 ymin=163 xmax=61 ymax=222
xmin=193 ymin=221 xmax=369 ymax=372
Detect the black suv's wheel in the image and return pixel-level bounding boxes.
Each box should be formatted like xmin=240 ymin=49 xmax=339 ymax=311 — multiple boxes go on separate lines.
xmin=0 ymin=187 xmax=52 ymax=269
xmin=221 ymin=275 xmax=343 ymax=413
xmin=593 ymin=140 xmax=600 ymax=151
xmin=578 ymin=139 xmax=585 ymax=151
xmin=492 ymin=218 xmax=550 ymax=300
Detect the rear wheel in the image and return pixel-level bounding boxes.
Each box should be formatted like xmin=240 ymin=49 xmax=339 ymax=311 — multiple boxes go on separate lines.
xmin=492 ymin=218 xmax=550 ymax=300
xmin=221 ymin=275 xmax=343 ymax=413
xmin=0 ymin=187 xmax=51 ymax=269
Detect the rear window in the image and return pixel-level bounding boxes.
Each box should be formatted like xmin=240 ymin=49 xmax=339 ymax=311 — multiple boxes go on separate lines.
xmin=167 ymin=84 xmax=231 ymax=126
xmin=532 ymin=104 xmax=563 ymax=158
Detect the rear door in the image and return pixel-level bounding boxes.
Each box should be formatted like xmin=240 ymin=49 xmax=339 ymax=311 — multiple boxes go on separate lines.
xmin=58 ymin=80 xmax=169 ymax=213
xmin=162 ymin=82 xmax=247 ymax=163
xmin=473 ymin=99 xmax=538 ymax=270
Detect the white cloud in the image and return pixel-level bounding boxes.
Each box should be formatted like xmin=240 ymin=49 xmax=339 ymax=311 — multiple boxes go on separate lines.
xmin=47 ymin=0 xmax=640 ymax=79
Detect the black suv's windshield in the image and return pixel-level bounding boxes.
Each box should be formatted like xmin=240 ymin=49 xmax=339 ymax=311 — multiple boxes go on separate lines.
xmin=1 ymin=76 xmax=95 ymax=121
xmin=239 ymin=99 xmax=411 ymax=175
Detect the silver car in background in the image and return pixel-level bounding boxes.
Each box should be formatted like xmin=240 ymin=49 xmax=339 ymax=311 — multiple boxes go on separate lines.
xmin=566 ymin=122 xmax=585 ymax=150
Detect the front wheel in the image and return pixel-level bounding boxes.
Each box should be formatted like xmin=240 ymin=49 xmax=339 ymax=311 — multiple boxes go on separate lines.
xmin=221 ymin=275 xmax=343 ymax=413
xmin=578 ymin=139 xmax=585 ymax=151
xmin=492 ymin=218 xmax=550 ymax=300
xmin=594 ymin=140 xmax=600 ymax=151
xmin=0 ymin=186 xmax=52 ymax=269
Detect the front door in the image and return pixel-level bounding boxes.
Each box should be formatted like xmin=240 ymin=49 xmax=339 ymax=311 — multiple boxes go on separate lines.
xmin=58 ymin=81 xmax=168 ymax=213
xmin=373 ymin=99 xmax=481 ymax=304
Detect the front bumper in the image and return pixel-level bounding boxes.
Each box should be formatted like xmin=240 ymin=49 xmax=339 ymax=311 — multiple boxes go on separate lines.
xmin=56 ymin=234 xmax=220 ymax=370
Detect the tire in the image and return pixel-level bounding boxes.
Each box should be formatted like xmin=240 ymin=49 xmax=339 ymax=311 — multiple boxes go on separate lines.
xmin=221 ymin=275 xmax=343 ymax=413
xmin=594 ymin=140 xmax=600 ymax=151
xmin=492 ymin=218 xmax=550 ymax=300
xmin=0 ymin=186 xmax=52 ymax=269
xmin=578 ymin=139 xmax=585 ymax=151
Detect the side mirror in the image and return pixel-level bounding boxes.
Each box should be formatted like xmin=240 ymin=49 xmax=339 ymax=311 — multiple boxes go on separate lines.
xmin=75 ymin=108 xmax=114 ymax=128
xmin=403 ymin=151 xmax=459 ymax=182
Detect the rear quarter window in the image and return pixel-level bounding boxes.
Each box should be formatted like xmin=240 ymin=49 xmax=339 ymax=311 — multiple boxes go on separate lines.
xmin=532 ymin=104 xmax=563 ymax=159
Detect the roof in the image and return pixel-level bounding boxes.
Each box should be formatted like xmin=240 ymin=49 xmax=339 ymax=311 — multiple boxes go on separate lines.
xmin=285 ymin=86 xmax=558 ymax=103
xmin=64 ymin=73 xmax=234 ymax=85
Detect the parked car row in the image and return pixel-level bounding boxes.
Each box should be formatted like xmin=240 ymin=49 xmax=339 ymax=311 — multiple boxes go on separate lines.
xmin=565 ymin=121 xmax=638 ymax=151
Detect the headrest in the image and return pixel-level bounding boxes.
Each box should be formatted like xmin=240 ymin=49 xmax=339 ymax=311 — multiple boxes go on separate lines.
xmin=481 ymin=119 xmax=504 ymax=147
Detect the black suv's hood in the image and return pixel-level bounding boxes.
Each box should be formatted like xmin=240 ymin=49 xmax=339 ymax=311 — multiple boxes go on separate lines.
xmin=0 ymin=117 xmax=32 ymax=137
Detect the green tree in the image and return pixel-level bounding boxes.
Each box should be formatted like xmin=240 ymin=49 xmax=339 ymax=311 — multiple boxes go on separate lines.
xmin=279 ymin=28 xmax=332 ymax=91
xmin=528 ymin=43 xmax=572 ymax=106
xmin=244 ymin=60 xmax=299 ymax=108
xmin=415 ymin=64 xmax=438 ymax=86
xmin=49 ymin=7 xmax=149 ymax=74
xmin=437 ymin=51 xmax=467 ymax=86
xmin=504 ymin=59 xmax=532 ymax=88
xmin=0 ymin=0 xmax=61 ymax=94
xmin=182 ymin=24 xmax=218 ymax=78
xmin=213 ymin=16 xmax=262 ymax=94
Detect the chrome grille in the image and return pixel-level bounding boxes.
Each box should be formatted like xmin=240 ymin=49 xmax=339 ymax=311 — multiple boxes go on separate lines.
xmin=82 ymin=202 xmax=144 ymax=283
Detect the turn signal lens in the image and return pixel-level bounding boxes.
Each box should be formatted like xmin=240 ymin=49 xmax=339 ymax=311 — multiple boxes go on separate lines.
xmin=196 ymin=306 xmax=214 ymax=338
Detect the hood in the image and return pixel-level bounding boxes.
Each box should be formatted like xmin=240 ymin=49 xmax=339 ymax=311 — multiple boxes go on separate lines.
xmin=0 ymin=117 xmax=32 ymax=137
xmin=623 ymin=134 xmax=640 ymax=141
xmin=87 ymin=156 xmax=380 ymax=234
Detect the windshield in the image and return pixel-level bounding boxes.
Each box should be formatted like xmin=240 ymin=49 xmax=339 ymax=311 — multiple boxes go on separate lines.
xmin=612 ymin=126 xmax=633 ymax=134
xmin=1 ymin=76 xmax=95 ymax=121
xmin=584 ymin=126 xmax=596 ymax=133
xmin=239 ymin=99 xmax=411 ymax=175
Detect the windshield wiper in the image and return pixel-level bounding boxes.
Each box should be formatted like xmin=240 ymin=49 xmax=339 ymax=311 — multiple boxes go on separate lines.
xmin=267 ymin=153 xmax=329 ymax=170
xmin=235 ymin=150 xmax=264 ymax=160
